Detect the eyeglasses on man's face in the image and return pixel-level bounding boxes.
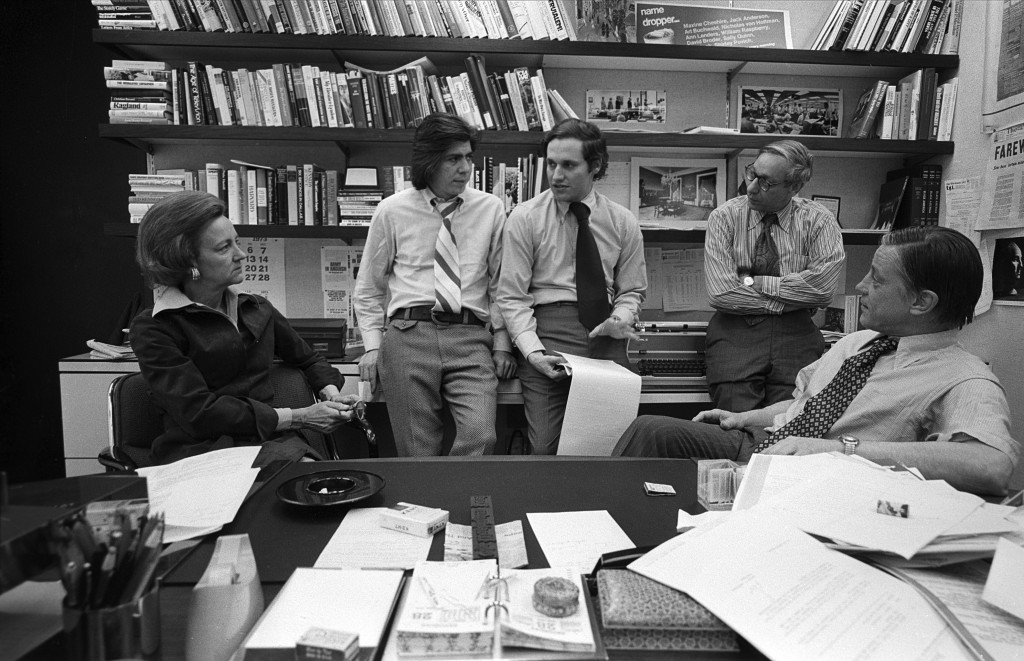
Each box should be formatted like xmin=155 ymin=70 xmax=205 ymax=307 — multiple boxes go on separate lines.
xmin=743 ymin=164 xmax=783 ymax=193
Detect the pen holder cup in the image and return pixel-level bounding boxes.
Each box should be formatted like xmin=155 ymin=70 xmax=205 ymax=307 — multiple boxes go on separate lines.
xmin=62 ymin=584 xmax=161 ymax=660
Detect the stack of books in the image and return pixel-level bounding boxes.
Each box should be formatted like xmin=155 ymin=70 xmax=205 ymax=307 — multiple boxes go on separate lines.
xmin=811 ymin=0 xmax=963 ymax=55
xmin=92 ymin=0 xmax=157 ymax=30
xmin=872 ymin=163 xmax=942 ymax=230
xmin=93 ymin=0 xmax=583 ymax=42
xmin=847 ymin=72 xmax=958 ymax=141
xmin=127 ymin=172 xmax=188 ymax=223
xmin=106 ymin=60 xmax=173 ymax=125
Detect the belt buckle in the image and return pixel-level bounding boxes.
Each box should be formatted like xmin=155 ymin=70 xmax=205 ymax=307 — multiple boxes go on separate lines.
xmin=430 ymin=310 xmax=452 ymax=327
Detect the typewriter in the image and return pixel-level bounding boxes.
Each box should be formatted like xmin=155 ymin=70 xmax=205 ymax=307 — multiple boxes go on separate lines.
xmin=629 ymin=321 xmax=708 ymax=392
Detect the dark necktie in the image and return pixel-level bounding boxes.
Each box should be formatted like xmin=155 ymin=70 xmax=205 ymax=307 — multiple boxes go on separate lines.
xmin=432 ymin=197 xmax=463 ymax=313
xmin=753 ymin=336 xmax=900 ymax=453
xmin=751 ymin=212 xmax=780 ymax=277
xmin=571 ymin=201 xmax=610 ymax=331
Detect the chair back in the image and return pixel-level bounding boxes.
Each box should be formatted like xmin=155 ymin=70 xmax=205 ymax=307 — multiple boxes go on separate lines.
xmin=102 ymin=365 xmax=346 ymax=471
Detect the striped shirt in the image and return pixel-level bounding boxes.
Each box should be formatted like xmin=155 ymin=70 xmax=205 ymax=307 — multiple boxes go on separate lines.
xmin=705 ymin=196 xmax=844 ymax=315
xmin=771 ymin=329 xmax=1019 ymax=466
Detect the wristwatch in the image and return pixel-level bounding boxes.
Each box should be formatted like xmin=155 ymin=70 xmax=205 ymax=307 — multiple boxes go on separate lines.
xmin=840 ymin=435 xmax=860 ymax=455
xmin=742 ymin=275 xmax=755 ymax=287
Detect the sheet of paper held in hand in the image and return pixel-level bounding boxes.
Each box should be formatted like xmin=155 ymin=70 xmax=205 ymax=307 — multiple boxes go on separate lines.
xmin=526 ymin=511 xmax=634 ymax=574
xmin=630 ymin=510 xmax=976 ymax=661
xmin=555 ymin=352 xmax=641 ymax=456
xmin=314 ymin=507 xmax=432 ymax=569
xmin=137 ymin=446 xmax=260 ymax=543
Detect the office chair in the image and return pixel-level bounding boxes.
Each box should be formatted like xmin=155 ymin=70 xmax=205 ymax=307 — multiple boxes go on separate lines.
xmin=99 ymin=365 xmax=373 ymax=472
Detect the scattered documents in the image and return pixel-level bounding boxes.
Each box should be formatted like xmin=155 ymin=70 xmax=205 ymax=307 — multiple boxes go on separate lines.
xmin=526 ymin=511 xmax=634 ymax=574
xmin=314 ymin=507 xmax=432 ymax=569
xmin=443 ymin=520 xmax=528 ymax=568
xmin=136 ymin=446 xmax=260 ymax=543
xmin=241 ymin=568 xmax=403 ymax=658
xmin=631 ymin=510 xmax=976 ymax=661
xmin=983 ymin=538 xmax=1024 ymax=621
xmin=555 ymin=353 xmax=641 ymax=456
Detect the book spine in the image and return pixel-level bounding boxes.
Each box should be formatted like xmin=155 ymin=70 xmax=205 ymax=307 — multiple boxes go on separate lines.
xmin=531 ymin=69 xmax=554 ymax=131
xmin=493 ymin=0 xmax=519 ymax=38
xmin=187 ymin=62 xmax=206 ymax=124
xmin=463 ymin=56 xmax=496 ymax=129
xmin=504 ymin=71 xmax=527 ymax=130
xmin=346 ymin=73 xmax=369 ymax=128
xmin=939 ymin=0 xmax=962 ymax=54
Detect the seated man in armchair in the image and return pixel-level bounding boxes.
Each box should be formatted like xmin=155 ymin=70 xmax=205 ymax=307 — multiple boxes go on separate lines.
xmin=614 ymin=226 xmax=1019 ymax=497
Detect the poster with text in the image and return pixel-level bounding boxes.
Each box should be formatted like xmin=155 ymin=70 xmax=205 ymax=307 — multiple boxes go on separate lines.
xmin=982 ymin=0 xmax=1024 ymax=131
xmin=635 ymin=2 xmax=791 ymax=48
xmin=975 ymin=121 xmax=1024 ymax=230
xmin=237 ymin=237 xmax=286 ymax=315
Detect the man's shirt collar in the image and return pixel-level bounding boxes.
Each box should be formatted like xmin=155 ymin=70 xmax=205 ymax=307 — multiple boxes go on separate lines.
xmin=556 ymin=189 xmax=598 ymax=222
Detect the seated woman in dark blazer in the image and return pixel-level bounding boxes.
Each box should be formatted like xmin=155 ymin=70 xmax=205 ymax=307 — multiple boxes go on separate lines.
xmin=131 ymin=191 xmax=359 ymax=465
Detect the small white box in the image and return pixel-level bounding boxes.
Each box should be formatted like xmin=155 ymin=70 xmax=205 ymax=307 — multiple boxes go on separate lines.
xmin=378 ymin=502 xmax=448 ymax=537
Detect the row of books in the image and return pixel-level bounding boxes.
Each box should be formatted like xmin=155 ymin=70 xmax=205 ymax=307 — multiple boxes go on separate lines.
xmin=872 ymin=163 xmax=942 ymax=230
xmin=94 ymin=0 xmax=584 ymax=41
xmin=846 ymin=71 xmax=957 ymax=141
xmin=812 ymin=0 xmax=962 ymax=54
xmin=104 ymin=57 xmax=575 ymax=132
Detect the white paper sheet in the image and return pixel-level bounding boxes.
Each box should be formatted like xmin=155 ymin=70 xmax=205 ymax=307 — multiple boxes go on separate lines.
xmin=137 ymin=446 xmax=260 ymax=542
xmin=983 ymin=538 xmax=1024 ymax=621
xmin=244 ymin=568 xmax=404 ymax=652
xmin=630 ymin=510 xmax=974 ymax=661
xmin=443 ymin=520 xmax=529 ymax=568
xmin=526 ymin=511 xmax=634 ymax=575
xmin=555 ymin=353 xmax=641 ymax=456
xmin=314 ymin=507 xmax=433 ymax=569
xmin=756 ymin=471 xmax=983 ymax=559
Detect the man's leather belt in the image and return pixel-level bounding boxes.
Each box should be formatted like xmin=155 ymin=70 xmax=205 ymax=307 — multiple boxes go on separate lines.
xmin=391 ymin=306 xmax=484 ymax=326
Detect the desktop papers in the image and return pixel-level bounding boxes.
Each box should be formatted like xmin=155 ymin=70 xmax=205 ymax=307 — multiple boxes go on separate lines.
xmin=242 ymin=567 xmax=403 ymax=655
xmin=314 ymin=507 xmax=432 ymax=569
xmin=983 ymin=538 xmax=1024 ymax=621
xmin=630 ymin=510 xmax=976 ymax=661
xmin=444 ymin=520 xmax=529 ymax=568
xmin=556 ymin=353 xmax=641 ymax=456
xmin=137 ymin=446 xmax=260 ymax=543
xmin=526 ymin=511 xmax=634 ymax=575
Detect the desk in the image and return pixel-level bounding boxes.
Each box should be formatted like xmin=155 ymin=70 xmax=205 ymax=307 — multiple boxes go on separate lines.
xmin=23 ymin=458 xmax=764 ymax=660
xmin=59 ymin=356 xmax=710 ymax=476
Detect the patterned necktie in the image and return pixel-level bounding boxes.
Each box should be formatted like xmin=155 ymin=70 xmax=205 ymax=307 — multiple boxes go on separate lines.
xmin=753 ymin=336 xmax=900 ymax=453
xmin=432 ymin=196 xmax=463 ymax=313
xmin=751 ymin=212 xmax=780 ymax=277
xmin=571 ymin=201 xmax=610 ymax=331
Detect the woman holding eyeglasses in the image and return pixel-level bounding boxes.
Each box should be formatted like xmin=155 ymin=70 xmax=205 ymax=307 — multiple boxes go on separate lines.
xmin=702 ymin=140 xmax=845 ymax=414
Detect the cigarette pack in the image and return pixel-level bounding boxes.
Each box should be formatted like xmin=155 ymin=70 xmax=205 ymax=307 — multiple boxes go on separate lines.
xmin=296 ymin=627 xmax=358 ymax=661
xmin=378 ymin=502 xmax=448 ymax=537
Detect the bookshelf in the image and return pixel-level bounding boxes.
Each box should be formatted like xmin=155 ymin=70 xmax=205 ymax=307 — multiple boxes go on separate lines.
xmin=92 ymin=29 xmax=958 ymax=242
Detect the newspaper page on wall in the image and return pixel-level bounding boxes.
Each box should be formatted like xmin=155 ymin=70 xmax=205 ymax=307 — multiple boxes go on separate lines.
xmin=321 ymin=246 xmax=362 ymax=337
xmin=237 ymin=237 xmax=286 ymax=315
xmin=982 ymin=0 xmax=1024 ymax=132
xmin=975 ymin=121 xmax=1024 ymax=231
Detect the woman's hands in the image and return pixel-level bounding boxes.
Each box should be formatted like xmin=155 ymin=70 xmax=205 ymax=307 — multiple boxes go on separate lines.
xmin=293 ymin=394 xmax=361 ymax=432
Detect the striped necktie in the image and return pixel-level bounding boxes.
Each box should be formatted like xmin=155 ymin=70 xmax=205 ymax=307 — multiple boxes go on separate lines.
xmin=432 ymin=196 xmax=463 ymax=314
xmin=751 ymin=212 xmax=780 ymax=277
xmin=753 ymin=336 xmax=900 ymax=453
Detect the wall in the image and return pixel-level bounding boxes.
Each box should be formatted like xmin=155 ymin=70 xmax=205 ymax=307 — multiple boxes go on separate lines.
xmin=941 ymin=3 xmax=1024 ymax=489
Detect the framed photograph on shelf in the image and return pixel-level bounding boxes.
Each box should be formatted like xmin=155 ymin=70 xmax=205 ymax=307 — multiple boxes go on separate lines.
xmin=630 ymin=157 xmax=726 ymax=229
xmin=585 ymin=89 xmax=666 ymax=124
xmin=737 ymin=87 xmax=843 ymax=137
xmin=812 ymin=195 xmax=842 ymax=226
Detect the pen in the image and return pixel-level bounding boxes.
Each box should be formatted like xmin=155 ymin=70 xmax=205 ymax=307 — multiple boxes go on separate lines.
xmin=91 ymin=545 xmax=118 ymax=608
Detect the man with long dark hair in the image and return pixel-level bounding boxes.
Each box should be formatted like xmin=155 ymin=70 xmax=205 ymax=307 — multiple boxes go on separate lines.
xmin=353 ymin=113 xmax=515 ymax=455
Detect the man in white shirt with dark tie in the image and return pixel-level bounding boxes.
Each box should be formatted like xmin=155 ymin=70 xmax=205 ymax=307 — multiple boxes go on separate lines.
xmin=498 ymin=119 xmax=647 ymax=455
xmin=353 ymin=113 xmax=515 ymax=456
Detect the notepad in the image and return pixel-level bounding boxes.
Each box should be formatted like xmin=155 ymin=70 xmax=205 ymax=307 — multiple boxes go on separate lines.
xmin=393 ymin=560 xmax=599 ymax=658
xmin=241 ymin=568 xmax=404 ymax=661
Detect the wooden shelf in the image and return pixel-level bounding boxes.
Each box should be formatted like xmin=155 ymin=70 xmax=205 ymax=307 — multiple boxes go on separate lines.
xmin=92 ymin=30 xmax=958 ymax=75
xmin=105 ymin=222 xmax=889 ymax=245
xmin=98 ymin=124 xmax=954 ymax=157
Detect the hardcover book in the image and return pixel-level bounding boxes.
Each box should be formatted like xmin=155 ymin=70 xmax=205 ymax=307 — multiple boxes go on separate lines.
xmin=847 ymin=79 xmax=889 ymax=139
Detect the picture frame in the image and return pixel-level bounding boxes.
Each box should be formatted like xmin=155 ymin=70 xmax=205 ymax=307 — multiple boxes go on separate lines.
xmin=586 ymin=89 xmax=666 ymax=124
xmin=737 ymin=86 xmax=843 ymax=137
xmin=812 ymin=195 xmax=842 ymax=226
xmin=630 ymin=157 xmax=726 ymax=229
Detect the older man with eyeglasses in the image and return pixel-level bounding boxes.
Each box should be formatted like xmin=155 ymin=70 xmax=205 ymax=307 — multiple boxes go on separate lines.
xmin=703 ymin=140 xmax=844 ymax=413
